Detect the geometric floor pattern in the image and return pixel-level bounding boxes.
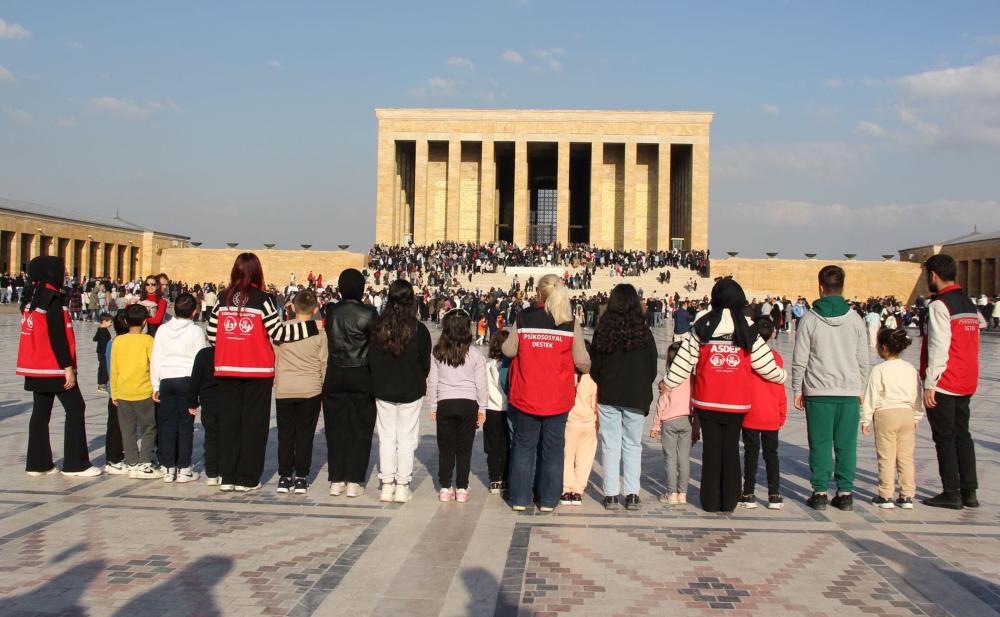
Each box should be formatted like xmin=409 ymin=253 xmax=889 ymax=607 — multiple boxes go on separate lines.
xmin=1 ymin=308 xmax=999 ymax=616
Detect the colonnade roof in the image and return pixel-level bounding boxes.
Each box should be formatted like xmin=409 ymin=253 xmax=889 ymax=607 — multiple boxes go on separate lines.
xmin=0 ymin=196 xmax=189 ymax=239
xmin=375 ymin=108 xmax=714 ymax=124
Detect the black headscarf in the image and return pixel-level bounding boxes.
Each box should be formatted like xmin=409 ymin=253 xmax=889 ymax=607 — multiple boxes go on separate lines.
xmin=692 ymin=278 xmax=756 ymax=352
xmin=338 ymin=268 xmax=364 ymax=302
xmin=27 ymin=256 xmax=65 ymax=312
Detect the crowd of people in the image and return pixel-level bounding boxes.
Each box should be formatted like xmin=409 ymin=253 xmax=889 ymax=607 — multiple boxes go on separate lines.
xmin=11 ymin=246 xmax=991 ymax=515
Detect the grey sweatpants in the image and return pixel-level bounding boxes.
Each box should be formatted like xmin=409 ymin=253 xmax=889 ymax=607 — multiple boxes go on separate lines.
xmin=660 ymin=416 xmax=693 ymax=494
xmin=117 ymin=397 xmax=156 ymax=466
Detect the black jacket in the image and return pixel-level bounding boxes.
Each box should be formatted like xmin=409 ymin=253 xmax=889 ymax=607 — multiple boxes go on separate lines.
xmin=189 ymin=346 xmax=219 ymax=407
xmin=323 ymin=299 xmax=377 ymax=369
xmin=368 ymin=320 xmax=432 ymax=403
xmin=589 ymin=335 xmax=659 ymax=415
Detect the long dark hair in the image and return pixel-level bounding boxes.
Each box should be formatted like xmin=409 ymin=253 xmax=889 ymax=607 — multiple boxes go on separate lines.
xmin=372 ymin=279 xmax=416 ymax=357
xmin=592 ymin=283 xmax=652 ymax=353
xmin=434 ymin=310 xmax=473 ymax=367
xmin=224 ymin=253 xmax=264 ymax=308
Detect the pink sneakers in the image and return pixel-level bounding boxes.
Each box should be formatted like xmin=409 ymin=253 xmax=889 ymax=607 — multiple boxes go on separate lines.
xmin=439 ymin=487 xmax=455 ymax=502
xmin=455 ymin=488 xmax=469 ymax=503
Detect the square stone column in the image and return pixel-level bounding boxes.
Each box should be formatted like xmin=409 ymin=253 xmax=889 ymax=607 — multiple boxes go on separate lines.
xmin=11 ymin=232 xmax=22 ymax=272
xmin=623 ymin=142 xmax=637 ymax=250
xmin=63 ymin=238 xmax=75 ymax=277
xmin=691 ymin=142 xmax=710 ymax=251
xmin=556 ymin=141 xmax=570 ymax=246
xmin=657 ymin=143 xmax=671 ymax=251
xmin=513 ymin=140 xmax=528 ymax=246
xmin=375 ymin=136 xmax=396 ymax=245
xmin=589 ymin=141 xmax=603 ymax=247
xmin=413 ymin=139 xmax=428 ymax=245
xmin=446 ymin=139 xmax=461 ymax=240
xmin=27 ymin=233 xmax=38 ymax=260
xmin=479 ymin=140 xmax=495 ymax=243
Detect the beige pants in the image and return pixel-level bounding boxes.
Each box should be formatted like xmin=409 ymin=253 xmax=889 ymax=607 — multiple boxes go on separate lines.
xmin=873 ymin=408 xmax=916 ymax=498
xmin=563 ymin=422 xmax=598 ymax=493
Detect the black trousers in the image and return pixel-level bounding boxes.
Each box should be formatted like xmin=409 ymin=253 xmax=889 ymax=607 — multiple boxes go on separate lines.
xmin=201 ymin=400 xmax=220 ymax=478
xmin=697 ymin=409 xmax=745 ymax=513
xmin=926 ymin=393 xmax=978 ymax=492
xmin=105 ymin=398 xmax=124 ymax=465
xmin=436 ymin=399 xmax=478 ymax=489
xmin=96 ymin=352 xmax=108 ymax=386
xmin=217 ymin=377 xmax=273 ymax=487
xmin=483 ymin=409 xmax=510 ymax=483
xmin=158 ymin=377 xmax=195 ymax=469
xmin=742 ymin=428 xmax=780 ymax=494
xmin=27 ymin=387 xmax=91 ymax=473
xmin=323 ymin=391 xmax=377 ymax=483
xmin=276 ymin=395 xmax=322 ymax=478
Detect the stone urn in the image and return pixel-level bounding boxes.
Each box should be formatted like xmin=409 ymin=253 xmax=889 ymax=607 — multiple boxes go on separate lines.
xmin=766 ymin=252 xmax=778 ymax=259
xmin=190 ymin=242 xmax=202 ymax=248
xmin=882 ymin=254 xmax=895 ymax=261
xmin=844 ymin=253 xmax=856 ymax=260
xmin=226 ymin=242 xmax=239 ymax=248
xmin=264 ymin=243 xmax=276 ymax=249
xmin=301 ymin=244 xmax=312 ymax=250
xmin=804 ymin=253 xmax=816 ymax=259
xmin=338 ymin=244 xmax=350 ymax=251
xmin=726 ymin=251 xmax=738 ymax=259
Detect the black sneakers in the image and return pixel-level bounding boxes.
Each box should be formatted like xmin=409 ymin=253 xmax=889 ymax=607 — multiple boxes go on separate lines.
xmin=894 ymin=496 xmax=914 ymax=509
xmin=923 ymin=491 xmax=963 ymax=510
xmin=276 ymin=476 xmax=293 ymax=494
xmin=831 ymin=494 xmax=853 ymax=511
xmin=603 ymin=495 xmax=621 ymax=511
xmin=872 ymin=495 xmax=895 ymax=509
xmin=560 ymin=492 xmax=574 ymax=506
xmin=767 ymin=494 xmax=784 ymax=510
xmin=738 ymin=493 xmax=757 ymax=509
xmin=624 ymin=494 xmax=642 ymax=511
xmin=489 ymin=481 xmax=504 ymax=494
xmin=962 ymin=489 xmax=980 ymax=508
xmin=293 ymin=478 xmax=308 ymax=494
xmin=807 ymin=493 xmax=828 ymax=510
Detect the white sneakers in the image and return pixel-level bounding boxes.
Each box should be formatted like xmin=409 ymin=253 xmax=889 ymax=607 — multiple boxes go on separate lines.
xmin=235 ymin=483 xmax=262 ymax=492
xmin=104 ymin=462 xmax=128 ymax=475
xmin=162 ymin=467 xmax=177 ymax=483
xmin=128 ymin=463 xmax=164 ymax=480
xmin=380 ymin=482 xmax=396 ymax=502
xmin=393 ymin=484 xmax=412 ymax=503
xmin=26 ymin=467 xmax=59 ymax=477
xmin=346 ymin=483 xmax=363 ymax=498
xmin=61 ymin=466 xmax=102 ymax=478
xmin=175 ymin=468 xmax=199 ymax=483
xmin=219 ymin=484 xmax=236 ymax=492
xmin=330 ymin=482 xmax=346 ymax=496
xmin=205 ymin=476 xmax=221 ymax=486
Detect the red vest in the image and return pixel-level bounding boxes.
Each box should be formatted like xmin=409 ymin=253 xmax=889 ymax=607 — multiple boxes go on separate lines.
xmin=920 ymin=285 xmax=980 ymax=396
xmin=214 ymin=288 xmax=275 ymax=378
xmin=17 ymin=300 xmax=77 ymax=378
xmin=692 ymin=339 xmax=752 ymax=413
xmin=743 ymin=350 xmax=787 ymax=430
xmin=509 ymin=306 xmax=576 ymax=416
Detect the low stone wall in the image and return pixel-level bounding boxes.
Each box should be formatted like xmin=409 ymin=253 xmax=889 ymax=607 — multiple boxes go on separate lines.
xmin=715 ymin=258 xmax=927 ymax=303
xmin=159 ymin=248 xmax=368 ymax=286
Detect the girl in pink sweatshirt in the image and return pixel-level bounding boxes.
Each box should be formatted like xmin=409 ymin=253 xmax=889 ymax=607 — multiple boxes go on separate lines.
xmin=652 ymin=342 xmax=699 ymax=505
xmin=561 ymin=341 xmax=598 ymax=506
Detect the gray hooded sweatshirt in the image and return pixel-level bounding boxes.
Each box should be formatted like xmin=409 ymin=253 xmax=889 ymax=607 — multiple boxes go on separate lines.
xmin=791 ymin=296 xmax=869 ymax=398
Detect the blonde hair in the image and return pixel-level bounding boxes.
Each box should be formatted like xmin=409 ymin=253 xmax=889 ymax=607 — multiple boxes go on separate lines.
xmin=537 ymin=273 xmax=572 ymax=326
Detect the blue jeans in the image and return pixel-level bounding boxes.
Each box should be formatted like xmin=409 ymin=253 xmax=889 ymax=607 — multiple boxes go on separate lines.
xmin=157 ymin=377 xmax=195 ymax=469
xmin=508 ymin=405 xmax=568 ymax=508
xmin=598 ymin=404 xmax=645 ymax=496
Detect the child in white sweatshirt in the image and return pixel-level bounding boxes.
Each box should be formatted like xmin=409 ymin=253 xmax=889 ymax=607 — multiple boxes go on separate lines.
xmin=861 ymin=328 xmax=923 ymax=509
xmin=151 ymin=293 xmax=208 ymax=483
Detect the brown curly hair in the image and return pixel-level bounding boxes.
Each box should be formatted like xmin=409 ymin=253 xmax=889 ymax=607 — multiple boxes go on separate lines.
xmin=372 ymin=279 xmax=416 ymax=357
xmin=592 ymin=283 xmax=652 ymax=353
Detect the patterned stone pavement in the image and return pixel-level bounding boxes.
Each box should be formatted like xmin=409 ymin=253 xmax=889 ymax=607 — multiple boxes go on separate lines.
xmin=1 ymin=307 xmax=999 ymax=616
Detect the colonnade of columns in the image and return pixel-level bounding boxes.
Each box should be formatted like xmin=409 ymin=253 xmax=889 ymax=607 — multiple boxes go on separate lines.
xmin=0 ymin=229 xmax=140 ymax=281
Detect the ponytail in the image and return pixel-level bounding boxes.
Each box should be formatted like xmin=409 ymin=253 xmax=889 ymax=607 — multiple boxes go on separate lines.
xmin=538 ymin=273 xmax=572 ymax=326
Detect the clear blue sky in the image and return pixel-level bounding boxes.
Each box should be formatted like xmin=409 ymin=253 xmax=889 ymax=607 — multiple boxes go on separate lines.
xmin=2 ymin=1 xmax=999 ymax=258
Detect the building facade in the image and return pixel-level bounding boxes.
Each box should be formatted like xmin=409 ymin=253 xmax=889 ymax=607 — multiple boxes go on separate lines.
xmin=900 ymin=229 xmax=1000 ymax=297
xmin=374 ymin=108 xmax=712 ymax=251
xmin=0 ymin=198 xmax=189 ymax=280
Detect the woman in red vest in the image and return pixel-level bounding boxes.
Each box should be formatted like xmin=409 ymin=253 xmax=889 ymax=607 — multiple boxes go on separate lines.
xmin=663 ymin=279 xmax=785 ymax=512
xmin=17 ymin=256 xmax=100 ymax=477
xmin=207 ymin=253 xmax=319 ymax=491
xmin=502 ymin=274 xmax=591 ymax=512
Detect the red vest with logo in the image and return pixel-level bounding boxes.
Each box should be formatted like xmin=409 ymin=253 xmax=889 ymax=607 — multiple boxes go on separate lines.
xmin=919 ymin=285 xmax=980 ymax=396
xmin=743 ymin=351 xmax=786 ymax=430
xmin=509 ymin=306 xmax=576 ymax=416
xmin=691 ymin=338 xmax=752 ymax=413
xmin=17 ymin=292 xmax=77 ymax=378
xmin=214 ymin=287 xmax=275 ymax=378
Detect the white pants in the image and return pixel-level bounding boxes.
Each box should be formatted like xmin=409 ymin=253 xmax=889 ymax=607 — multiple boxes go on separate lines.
xmin=375 ymin=398 xmax=423 ymax=485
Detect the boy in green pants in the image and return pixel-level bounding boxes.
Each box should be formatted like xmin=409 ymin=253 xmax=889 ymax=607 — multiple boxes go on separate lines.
xmin=792 ymin=265 xmax=869 ymax=511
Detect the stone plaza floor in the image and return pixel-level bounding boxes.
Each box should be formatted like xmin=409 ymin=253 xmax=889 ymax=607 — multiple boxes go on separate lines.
xmin=1 ymin=308 xmax=999 ymax=616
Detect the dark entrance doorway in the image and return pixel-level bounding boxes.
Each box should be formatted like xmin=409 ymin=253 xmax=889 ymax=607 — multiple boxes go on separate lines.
xmin=528 ymin=143 xmax=557 ymax=245
xmin=494 ymin=142 xmax=515 ymax=243
xmin=569 ymin=143 xmax=591 ymax=244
